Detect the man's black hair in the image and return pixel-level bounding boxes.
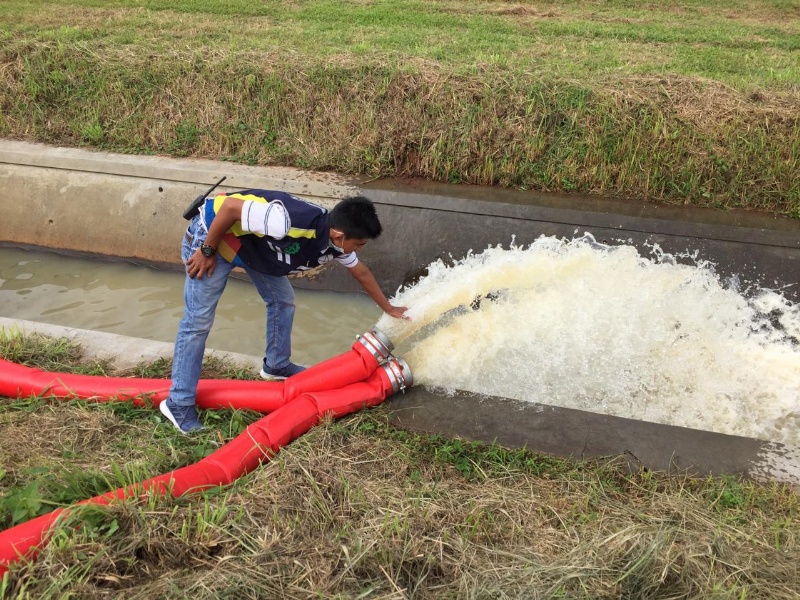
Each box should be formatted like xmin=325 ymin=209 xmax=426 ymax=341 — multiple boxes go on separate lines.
xmin=329 ymin=196 xmax=383 ymax=239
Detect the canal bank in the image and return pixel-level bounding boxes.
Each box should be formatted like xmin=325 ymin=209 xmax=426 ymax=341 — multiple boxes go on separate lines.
xmin=1 ymin=139 xmax=799 ymax=486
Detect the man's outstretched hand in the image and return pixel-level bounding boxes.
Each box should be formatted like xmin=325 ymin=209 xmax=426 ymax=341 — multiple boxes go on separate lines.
xmin=385 ymin=305 xmax=410 ymax=320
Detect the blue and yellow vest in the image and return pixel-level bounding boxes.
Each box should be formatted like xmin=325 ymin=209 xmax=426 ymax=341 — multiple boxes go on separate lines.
xmin=201 ymin=189 xmax=341 ymax=276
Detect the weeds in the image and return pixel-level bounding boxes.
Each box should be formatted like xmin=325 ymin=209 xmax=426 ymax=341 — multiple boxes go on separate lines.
xmin=0 ymin=329 xmax=111 ymax=375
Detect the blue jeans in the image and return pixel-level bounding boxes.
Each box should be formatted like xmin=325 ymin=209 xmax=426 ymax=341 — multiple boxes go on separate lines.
xmin=168 ymin=216 xmax=296 ymax=407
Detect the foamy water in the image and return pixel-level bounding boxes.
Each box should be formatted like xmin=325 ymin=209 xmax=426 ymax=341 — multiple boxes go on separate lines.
xmin=377 ymin=234 xmax=800 ymax=445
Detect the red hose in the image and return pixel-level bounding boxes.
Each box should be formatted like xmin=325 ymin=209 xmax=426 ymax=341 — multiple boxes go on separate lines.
xmin=0 ymin=332 xmax=411 ymax=576
xmin=0 ymin=334 xmax=388 ymax=413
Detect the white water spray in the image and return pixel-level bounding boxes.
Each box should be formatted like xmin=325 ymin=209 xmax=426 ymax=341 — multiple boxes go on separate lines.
xmin=377 ymin=234 xmax=800 ymax=445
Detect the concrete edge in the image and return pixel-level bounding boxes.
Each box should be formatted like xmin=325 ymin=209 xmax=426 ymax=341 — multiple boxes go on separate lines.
xmin=362 ymin=187 xmax=800 ymax=250
xmin=0 ymin=139 xmax=366 ymax=200
xmin=389 ymin=387 xmax=800 ymax=490
xmin=0 ymin=317 xmax=261 ymax=372
xmin=3 ymin=139 xmax=800 ymax=301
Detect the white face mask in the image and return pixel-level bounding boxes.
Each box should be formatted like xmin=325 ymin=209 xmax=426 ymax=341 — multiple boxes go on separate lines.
xmin=331 ymin=229 xmax=346 ymax=253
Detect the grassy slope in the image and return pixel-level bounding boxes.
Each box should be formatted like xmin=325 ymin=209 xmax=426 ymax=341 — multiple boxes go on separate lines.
xmin=0 ymin=0 xmax=798 ymax=216
xmin=0 ymin=333 xmax=798 ymax=598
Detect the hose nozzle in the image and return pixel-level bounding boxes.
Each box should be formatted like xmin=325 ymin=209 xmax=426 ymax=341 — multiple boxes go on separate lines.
xmin=380 ymin=356 xmax=413 ymax=394
xmin=356 ymin=327 xmax=394 ymax=362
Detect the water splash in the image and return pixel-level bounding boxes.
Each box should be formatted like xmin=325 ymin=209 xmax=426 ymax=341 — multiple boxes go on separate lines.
xmin=377 ymin=234 xmax=800 ymax=444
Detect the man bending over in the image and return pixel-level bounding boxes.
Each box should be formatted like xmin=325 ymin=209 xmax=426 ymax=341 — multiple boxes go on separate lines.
xmin=160 ymin=189 xmax=407 ymax=434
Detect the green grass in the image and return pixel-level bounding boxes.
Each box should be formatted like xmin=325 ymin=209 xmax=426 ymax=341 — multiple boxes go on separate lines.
xmin=2 ymin=0 xmax=796 ymax=83
xmin=0 ymin=0 xmax=798 ymax=217
xmin=1 ymin=331 xmax=799 ymax=597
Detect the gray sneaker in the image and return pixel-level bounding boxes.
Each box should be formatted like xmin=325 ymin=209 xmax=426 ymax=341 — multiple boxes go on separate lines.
xmin=159 ymin=398 xmax=203 ymax=434
xmin=259 ymin=362 xmax=307 ymax=380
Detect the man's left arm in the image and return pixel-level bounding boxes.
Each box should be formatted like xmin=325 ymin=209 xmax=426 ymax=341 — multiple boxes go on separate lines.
xmin=348 ymin=263 xmax=408 ymax=319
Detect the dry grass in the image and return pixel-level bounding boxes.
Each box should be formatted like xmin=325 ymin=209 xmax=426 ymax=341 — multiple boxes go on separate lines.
xmin=3 ymin=408 xmax=799 ymax=599
xmin=1 ymin=333 xmax=799 ymax=598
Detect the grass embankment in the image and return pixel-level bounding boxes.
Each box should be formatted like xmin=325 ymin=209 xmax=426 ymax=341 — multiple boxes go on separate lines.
xmin=0 ymin=0 xmax=798 ymax=217
xmin=1 ymin=332 xmax=799 ymax=598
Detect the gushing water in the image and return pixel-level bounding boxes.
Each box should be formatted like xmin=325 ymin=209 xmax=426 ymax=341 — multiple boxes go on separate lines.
xmin=376 ymin=234 xmax=800 ymax=445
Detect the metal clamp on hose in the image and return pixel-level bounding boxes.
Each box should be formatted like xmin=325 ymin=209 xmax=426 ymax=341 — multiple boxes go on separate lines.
xmin=381 ymin=356 xmax=413 ymax=394
xmin=356 ymin=327 xmax=395 ymax=363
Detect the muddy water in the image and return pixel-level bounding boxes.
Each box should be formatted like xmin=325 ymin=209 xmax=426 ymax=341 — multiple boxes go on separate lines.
xmin=0 ymin=246 xmax=381 ymax=366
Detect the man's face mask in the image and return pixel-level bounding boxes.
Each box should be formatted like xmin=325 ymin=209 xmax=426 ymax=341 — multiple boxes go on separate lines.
xmin=331 ymin=229 xmax=346 ymax=253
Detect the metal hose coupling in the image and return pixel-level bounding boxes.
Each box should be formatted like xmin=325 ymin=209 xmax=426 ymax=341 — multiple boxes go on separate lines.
xmin=356 ymin=327 xmax=395 ymax=363
xmin=380 ymin=356 xmax=413 ymax=394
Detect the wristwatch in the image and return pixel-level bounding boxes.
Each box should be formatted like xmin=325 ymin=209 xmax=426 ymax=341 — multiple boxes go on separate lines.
xmin=200 ymin=244 xmax=217 ymax=257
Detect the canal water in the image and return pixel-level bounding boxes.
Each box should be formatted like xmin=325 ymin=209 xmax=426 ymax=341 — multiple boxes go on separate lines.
xmin=0 ymin=246 xmax=380 ymax=367
xmin=3 ymin=237 xmax=800 ymax=446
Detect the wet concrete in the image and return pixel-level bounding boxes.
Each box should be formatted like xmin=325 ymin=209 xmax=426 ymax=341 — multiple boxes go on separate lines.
xmin=390 ymin=387 xmax=791 ymax=483
xmin=2 ymin=139 xmax=799 ymax=487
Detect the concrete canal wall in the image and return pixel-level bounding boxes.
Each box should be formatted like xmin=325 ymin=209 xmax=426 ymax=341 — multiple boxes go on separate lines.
xmin=2 ymin=139 xmax=799 ymax=487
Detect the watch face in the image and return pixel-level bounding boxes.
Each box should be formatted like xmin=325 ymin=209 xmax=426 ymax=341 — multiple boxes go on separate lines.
xmin=201 ymin=245 xmax=215 ymax=257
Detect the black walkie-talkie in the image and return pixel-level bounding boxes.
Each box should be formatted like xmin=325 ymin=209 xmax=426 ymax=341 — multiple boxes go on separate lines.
xmin=182 ymin=176 xmax=227 ymax=220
